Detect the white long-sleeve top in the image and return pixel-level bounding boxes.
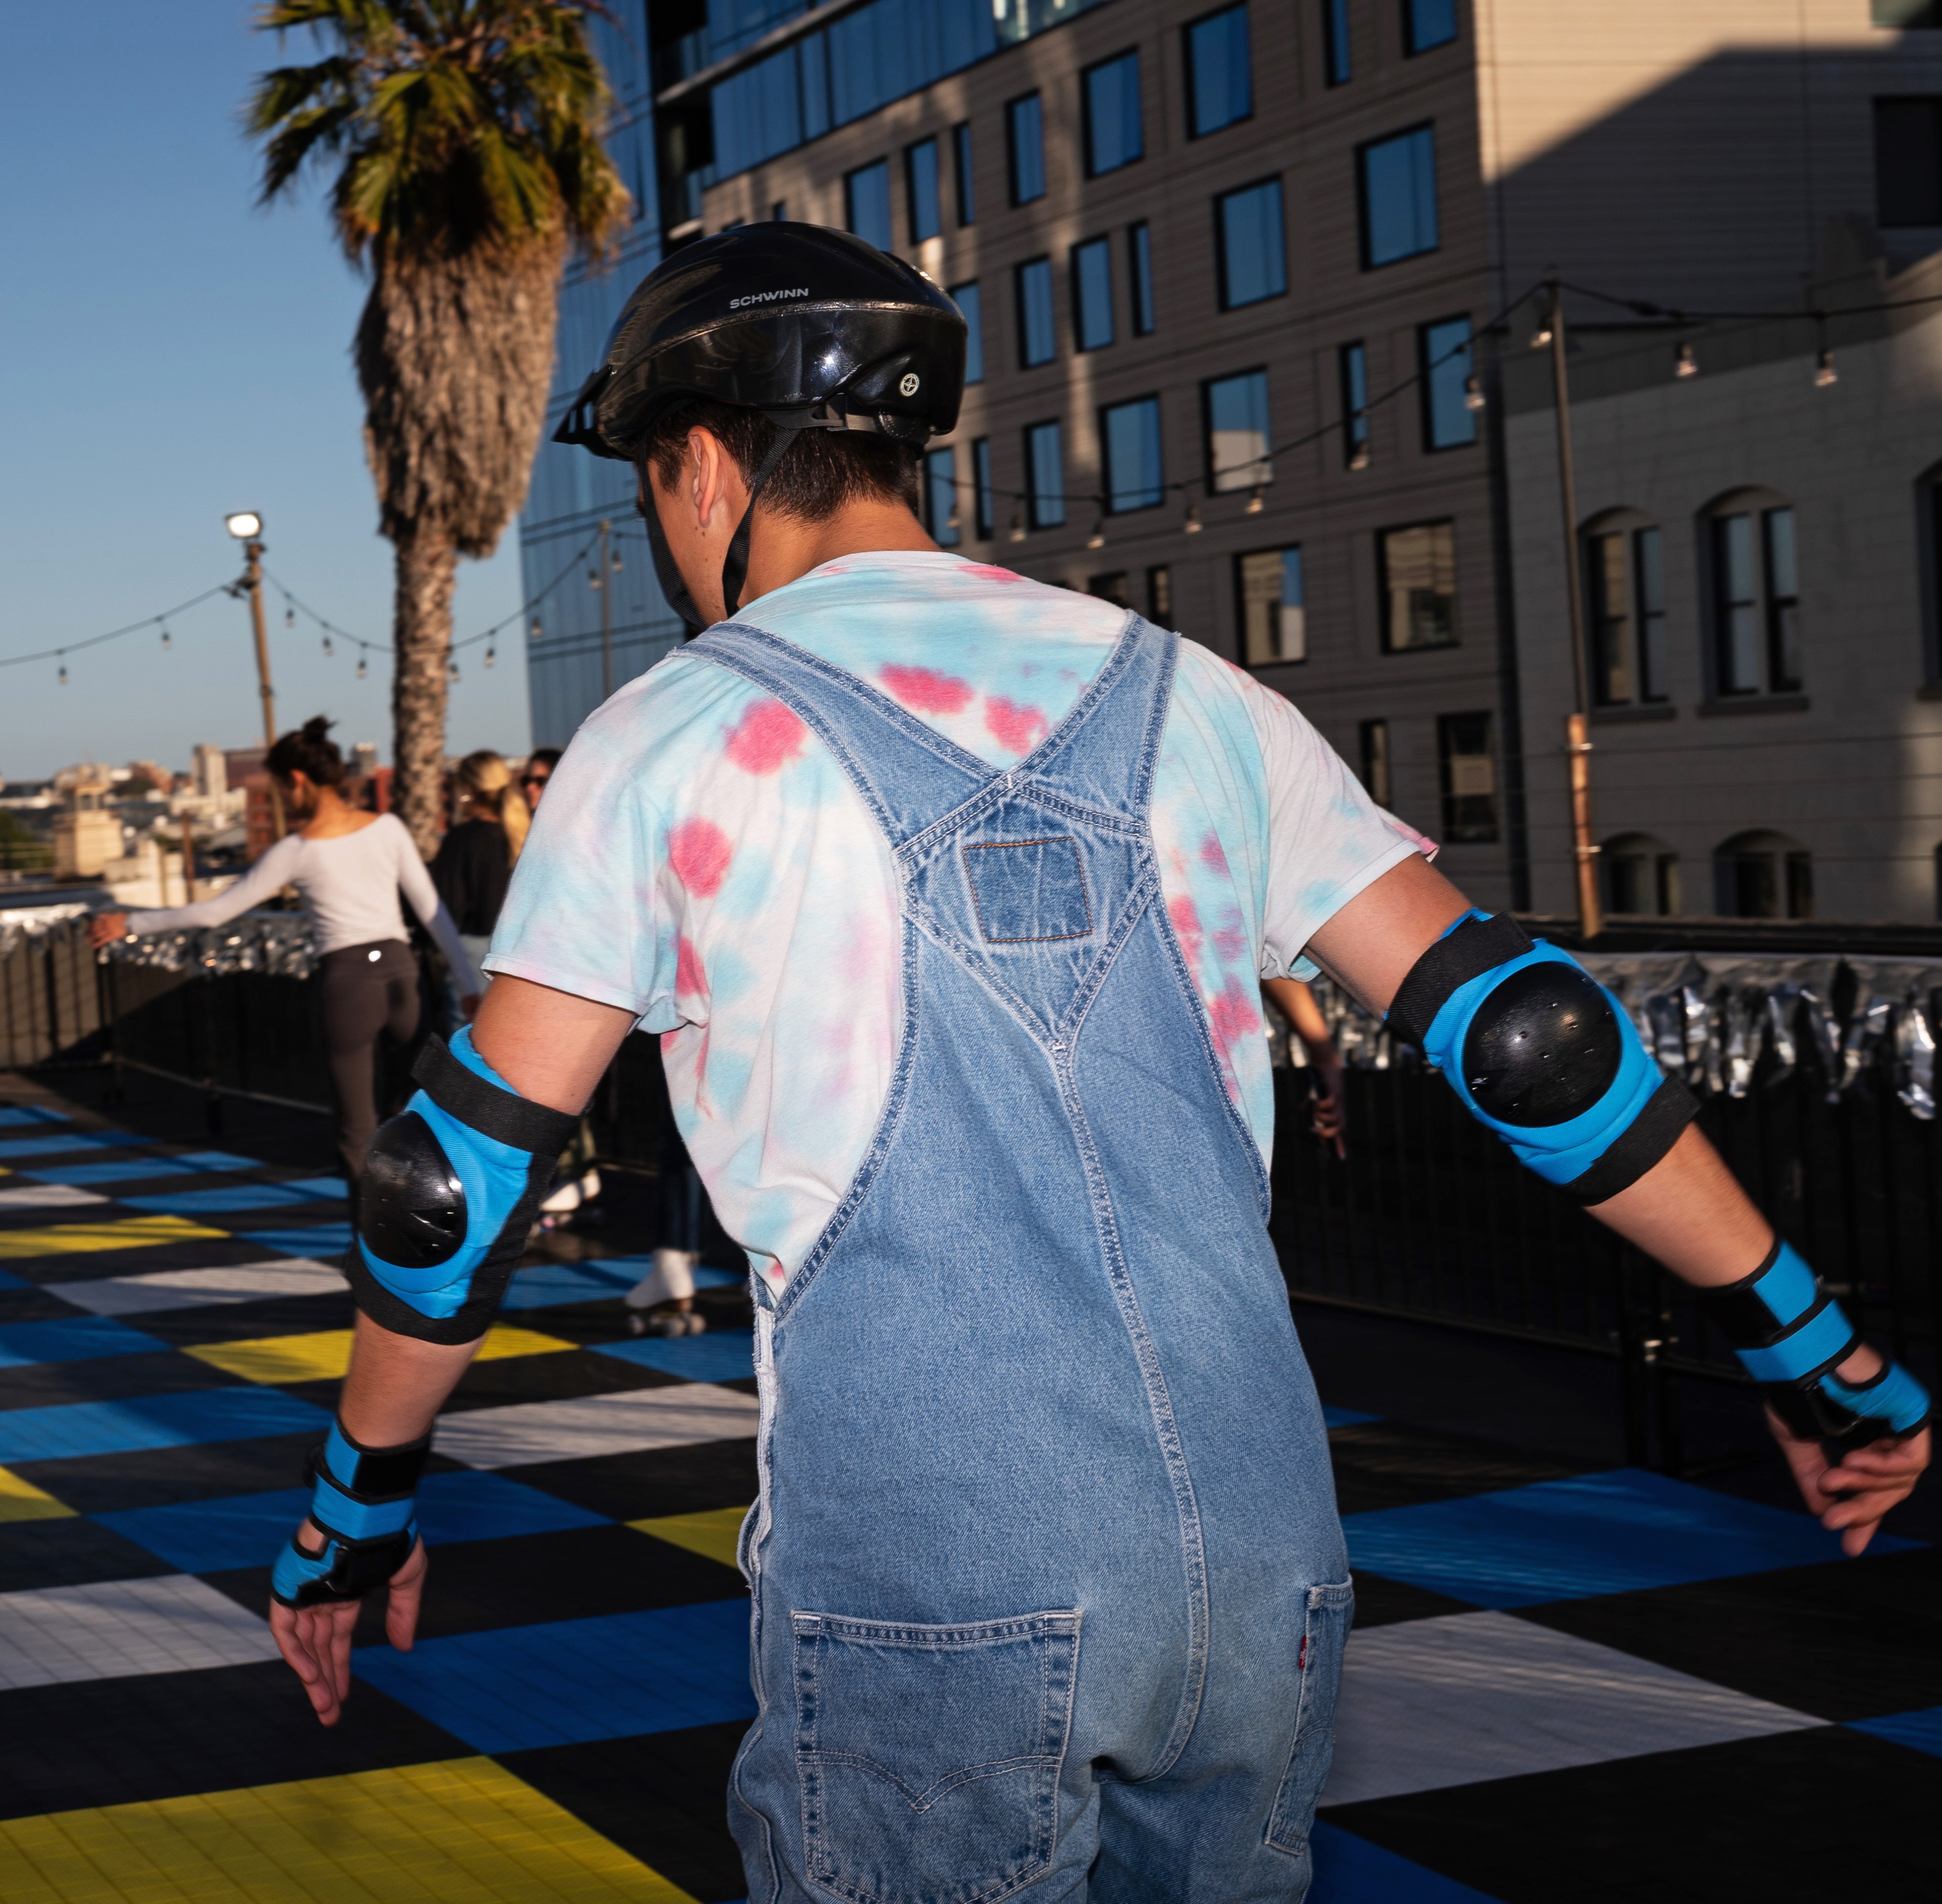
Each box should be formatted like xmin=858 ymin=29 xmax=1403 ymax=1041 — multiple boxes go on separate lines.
xmin=125 ymin=813 xmax=482 ymax=992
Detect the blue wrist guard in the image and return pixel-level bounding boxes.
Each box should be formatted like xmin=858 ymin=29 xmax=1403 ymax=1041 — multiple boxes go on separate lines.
xmin=1388 ymin=912 xmax=1698 ymax=1202
xmin=346 ymin=1029 xmax=579 ymax=1344
xmin=1704 ymin=1239 xmax=1931 ymax=1446
xmin=270 ymin=1416 xmax=428 ymax=1608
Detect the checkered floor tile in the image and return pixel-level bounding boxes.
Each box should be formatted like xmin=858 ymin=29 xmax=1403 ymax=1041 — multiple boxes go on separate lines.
xmin=0 ymin=1079 xmax=1934 ymax=1903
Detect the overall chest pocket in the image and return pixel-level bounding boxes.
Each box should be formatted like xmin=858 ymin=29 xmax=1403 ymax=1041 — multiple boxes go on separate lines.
xmin=962 ymin=838 xmax=1093 ymax=943
xmin=791 ymin=1608 xmax=1080 ymax=1904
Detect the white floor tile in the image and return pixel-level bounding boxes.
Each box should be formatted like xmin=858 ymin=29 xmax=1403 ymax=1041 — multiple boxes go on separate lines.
xmin=0 ymin=1184 xmax=110 ymax=1210
xmin=1320 ymin=1610 xmax=1825 ymax=1806
xmin=0 ymin=1574 xmax=280 ymax=1688
xmin=433 ymin=1382 xmax=762 ymax=1469
xmin=52 ymin=1259 xmax=345 ymax=1315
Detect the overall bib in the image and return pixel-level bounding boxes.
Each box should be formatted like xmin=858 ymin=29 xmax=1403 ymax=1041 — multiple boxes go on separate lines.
xmin=690 ymin=615 xmax=1352 ymax=1903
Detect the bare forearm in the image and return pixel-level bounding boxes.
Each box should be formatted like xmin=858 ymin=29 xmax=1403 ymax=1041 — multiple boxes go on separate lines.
xmin=339 ymin=1312 xmax=480 ymax=1445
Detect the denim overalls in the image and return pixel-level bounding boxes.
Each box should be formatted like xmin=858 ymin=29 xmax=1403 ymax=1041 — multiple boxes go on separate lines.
xmin=690 ymin=614 xmax=1352 ymax=1902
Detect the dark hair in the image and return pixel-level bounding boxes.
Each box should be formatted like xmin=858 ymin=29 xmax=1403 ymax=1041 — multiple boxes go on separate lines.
xmin=526 ymin=747 xmax=563 ymax=773
xmin=637 ymin=399 xmax=921 ymax=524
xmin=266 ymin=716 xmax=345 ymax=788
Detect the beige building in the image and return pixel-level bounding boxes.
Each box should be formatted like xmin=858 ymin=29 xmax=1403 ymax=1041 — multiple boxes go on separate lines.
xmin=52 ymin=777 xmax=121 ymax=879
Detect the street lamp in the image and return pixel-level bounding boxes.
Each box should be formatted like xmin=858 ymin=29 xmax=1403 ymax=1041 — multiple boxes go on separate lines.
xmin=225 ymin=511 xmax=263 ymax=541
xmin=225 ymin=510 xmax=283 ymax=838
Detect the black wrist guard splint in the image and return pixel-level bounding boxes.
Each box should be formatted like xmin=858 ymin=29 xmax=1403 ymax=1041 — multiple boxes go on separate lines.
xmin=1703 ymin=1238 xmax=1931 ymax=1446
xmin=271 ymin=1417 xmax=430 ymax=1608
xmin=345 ymin=1028 xmax=580 ymax=1345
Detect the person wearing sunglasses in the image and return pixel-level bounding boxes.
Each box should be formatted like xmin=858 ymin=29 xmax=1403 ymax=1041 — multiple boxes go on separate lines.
xmin=519 ymin=748 xmax=561 ymax=810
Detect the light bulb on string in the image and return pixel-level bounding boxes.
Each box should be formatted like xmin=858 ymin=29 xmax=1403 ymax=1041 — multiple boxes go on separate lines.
xmin=611 ymin=550 xmax=624 ymax=573
xmin=58 ymin=661 xmax=67 ymax=686
xmin=530 ymin=618 xmax=544 ymax=640
xmin=1086 ymin=516 xmax=1106 ymax=550
xmin=587 ymin=568 xmax=602 ymax=590
xmin=1674 ymin=340 xmax=1697 ymax=379
xmin=450 ymin=658 xmax=461 ymax=681
xmin=322 ymin=634 xmax=333 ymax=658
xmin=284 ymin=607 xmax=295 ymax=628
xmin=1463 ymin=374 xmax=1486 ymax=412
xmin=484 ymin=643 xmax=496 ymax=669
xmin=1183 ymin=502 xmax=1203 ymax=535
xmin=1815 ymin=345 xmax=1837 ymax=388
xmin=1244 ymin=486 xmax=1265 ymax=516
xmin=357 ymin=654 xmax=368 ymax=680
xmin=1530 ymin=320 xmax=1554 ymax=350
xmin=946 ymin=502 xmax=961 ymax=531
xmin=160 ymin=625 xmax=171 ymax=650
xmin=1008 ymin=512 xmax=1026 ymax=544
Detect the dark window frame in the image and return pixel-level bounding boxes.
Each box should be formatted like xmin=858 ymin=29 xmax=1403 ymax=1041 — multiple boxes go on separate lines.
xmin=1007 ymin=92 xmax=1046 ymax=205
xmin=1874 ymin=96 xmax=1942 ymax=227
xmin=843 ymin=156 xmax=893 ymax=251
xmin=1081 ymin=48 xmax=1145 ymax=179
xmin=1234 ymin=544 xmax=1307 ymax=668
xmin=972 ymin=437 xmax=994 ymax=539
xmin=1436 ymin=710 xmax=1499 ymax=843
xmin=1071 ymin=235 xmax=1116 ymax=353
xmin=1706 ymin=501 xmax=1801 ymax=697
xmin=1356 ymin=122 xmax=1440 ymax=271
xmin=1014 ymin=255 xmax=1057 ymax=369
xmin=1322 ymin=0 xmax=1352 ymax=86
xmin=1099 ymin=392 xmax=1165 ymax=514
xmin=1359 ymin=718 xmax=1391 ymax=805
xmin=1379 ymin=517 xmax=1460 ymax=653
xmin=953 ymin=120 xmax=976 ymax=225
xmin=1184 ymin=3 xmax=1253 ymax=141
xmin=1403 ymin=0 xmax=1460 ymax=58
xmin=924 ymin=445 xmax=961 ymax=546
xmin=1025 ymin=418 xmax=1066 ymax=530
xmin=904 ymin=136 xmax=941 ymax=244
xmin=1129 ymin=221 xmax=1156 ymax=334
xmin=949 ymin=279 xmax=985 ymax=384
xmin=1339 ymin=340 xmax=1370 ymax=467
xmin=1417 ymin=313 xmax=1477 ymax=453
xmin=1214 ymin=175 xmax=1288 ymax=311
xmin=1202 ymin=366 xmax=1274 ymax=494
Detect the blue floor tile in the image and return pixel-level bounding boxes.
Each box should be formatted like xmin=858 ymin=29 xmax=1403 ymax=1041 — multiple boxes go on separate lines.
xmin=593 ymin=1331 xmax=756 ymax=1382
xmin=0 ymin=1133 xmax=138 ymax=1160
xmin=357 ymin=1600 xmax=755 ymax=1751
xmin=1341 ymin=1468 xmax=1915 ymax=1608
xmin=20 ymin=1159 xmax=200 ymax=1186
xmin=1309 ymin=1823 xmax=1504 ymax=1903
xmin=97 ymin=1469 xmax=609 ymax=1572
xmin=279 ymin=1178 xmax=348 ymax=1201
xmin=242 ymin=1225 xmax=354 ymax=1256
xmin=0 ymin=1272 xmax=27 ymax=1291
xmin=1850 ymin=1707 xmax=1942 ymax=1758
xmin=0 ymin=1108 xmax=67 ymax=1128
xmin=587 ymin=1255 xmax=743 ymax=1291
xmin=123 ymin=1185 xmax=321 ymax=1216
xmin=0 ymin=1316 xmax=171 ymax=1368
xmin=173 ymin=1151 xmax=269 ymax=1172
xmin=0 ymin=1388 xmax=330 ymax=1464
xmin=500 ymin=1262 xmax=643 ymax=1310
xmin=1322 ymin=1407 xmax=1381 ymax=1429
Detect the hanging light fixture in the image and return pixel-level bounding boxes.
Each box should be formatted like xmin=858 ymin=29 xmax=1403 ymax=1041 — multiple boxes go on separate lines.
xmin=946 ymin=503 xmax=961 ymax=532
xmin=1008 ymin=512 xmax=1026 ymax=543
xmin=531 ymin=618 xmax=544 ymax=640
xmin=357 ymin=654 xmax=368 ymax=679
xmin=322 ymin=634 xmax=333 ymax=658
xmin=1349 ymin=439 xmax=1371 ymax=472
xmin=611 ymin=549 xmax=624 ymax=573
xmin=1245 ymin=486 xmax=1265 ymax=516
xmin=285 ymin=607 xmax=295 ymax=628
xmin=588 ymin=567 xmax=602 ymax=590
xmin=484 ymin=643 xmax=497 ymax=669
xmin=1814 ymin=345 xmax=1837 ymax=388
xmin=160 ymin=625 xmax=171 ymax=650
xmin=1183 ymin=502 xmax=1203 ymax=534
xmin=1674 ymin=340 xmax=1697 ymax=379
xmin=1529 ymin=319 xmax=1553 ymax=350
xmin=450 ymin=658 xmax=461 ymax=681
xmin=1463 ymin=374 xmax=1486 ymax=412
xmin=58 ymin=661 xmax=68 ymax=685
xmin=1086 ymin=516 xmax=1106 ymax=549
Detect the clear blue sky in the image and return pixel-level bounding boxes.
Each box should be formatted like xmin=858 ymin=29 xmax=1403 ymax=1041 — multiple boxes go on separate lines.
xmin=0 ymin=4 xmax=533 ymax=782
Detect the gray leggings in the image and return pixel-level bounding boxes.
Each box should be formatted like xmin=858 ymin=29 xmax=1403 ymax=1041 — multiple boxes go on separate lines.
xmin=321 ymin=940 xmax=420 ymax=1181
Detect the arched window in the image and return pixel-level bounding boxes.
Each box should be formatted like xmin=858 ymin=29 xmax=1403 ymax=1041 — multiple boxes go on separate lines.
xmin=1714 ymin=830 xmax=1813 ymax=919
xmin=1701 ymin=489 xmax=1800 ymax=698
xmin=1602 ymin=832 xmax=1680 ymax=916
xmin=1581 ymin=508 xmax=1667 ymax=707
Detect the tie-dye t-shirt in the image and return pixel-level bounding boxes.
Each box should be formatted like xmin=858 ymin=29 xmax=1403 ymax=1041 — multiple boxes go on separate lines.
xmin=487 ymin=553 xmax=1421 ymax=1292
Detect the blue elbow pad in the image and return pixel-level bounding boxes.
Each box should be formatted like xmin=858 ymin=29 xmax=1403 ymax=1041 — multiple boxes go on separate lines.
xmin=345 ymin=1029 xmax=580 ymax=1344
xmin=271 ymin=1416 xmax=428 ymax=1608
xmin=1704 ymin=1238 xmax=1931 ymax=1446
xmin=1387 ymin=912 xmax=1698 ymax=1202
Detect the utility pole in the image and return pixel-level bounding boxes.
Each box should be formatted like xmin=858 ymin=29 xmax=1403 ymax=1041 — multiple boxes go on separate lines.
xmin=1544 ymin=277 xmax=1602 ymax=942
xmin=598 ymin=517 xmax=613 ymax=702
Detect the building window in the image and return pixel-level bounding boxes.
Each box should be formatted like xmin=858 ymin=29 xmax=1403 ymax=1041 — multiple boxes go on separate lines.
xmin=1016 ymin=257 xmax=1056 ymax=368
xmin=1340 ymin=341 xmax=1371 ymax=467
xmin=1102 ymin=396 xmax=1164 ymax=512
xmin=1186 ymin=6 xmax=1252 ymax=139
xmin=1710 ymin=501 xmax=1800 ymax=694
xmin=1602 ymin=833 xmax=1680 ymax=916
xmin=1026 ymin=421 xmax=1066 ymax=529
xmin=906 ymin=137 xmax=941 ymax=243
xmin=1437 ymin=712 xmax=1497 ymax=843
xmin=1584 ymin=519 xmax=1667 ymax=706
xmin=953 ymin=121 xmax=976 ymax=225
xmin=771 ymin=200 xmax=787 ymax=220
xmin=1405 ymin=0 xmax=1459 ymax=55
xmin=1205 ymin=369 xmax=1272 ymax=493
xmin=1216 ymin=178 xmax=1287 ymax=309
xmin=845 ymin=159 xmax=891 ymax=251
xmin=1129 ymin=222 xmax=1156 ymax=333
xmin=1088 ymin=571 xmax=1135 ymax=609
xmin=1381 ymin=521 xmax=1458 ymax=650
xmin=925 ymin=447 xmax=960 ymax=547
xmin=1359 ymin=718 xmax=1391 ymax=805
xmin=1084 ymin=51 xmax=1143 ymax=177
xmin=973 ymin=437 xmax=994 ymax=539
xmin=1875 ymin=97 xmax=1942 ymax=226
xmin=951 ymin=281 xmax=984 ymax=384
xmin=1008 ymin=93 xmax=1045 ymax=205
xmin=1359 ymin=125 xmax=1439 ymax=268
xmin=1238 ymin=547 xmax=1305 ymax=666
xmin=1322 ymin=0 xmax=1352 ymax=84
xmin=1419 ymin=316 xmax=1476 ymax=451
xmin=1073 ymin=237 xmax=1115 ymax=351
xmin=1714 ymin=830 xmax=1813 ymax=918
xmin=1147 ymin=565 xmax=1173 ymax=622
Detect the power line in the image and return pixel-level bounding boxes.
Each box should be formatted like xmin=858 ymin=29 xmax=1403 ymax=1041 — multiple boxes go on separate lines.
xmin=0 ymin=584 xmax=232 ymax=673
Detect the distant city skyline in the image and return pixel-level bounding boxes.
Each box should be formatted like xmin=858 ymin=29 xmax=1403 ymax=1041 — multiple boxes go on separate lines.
xmin=0 ymin=4 xmax=532 ymax=780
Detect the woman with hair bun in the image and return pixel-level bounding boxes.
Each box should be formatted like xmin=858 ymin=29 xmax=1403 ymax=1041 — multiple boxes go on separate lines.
xmin=430 ymin=750 xmax=529 ymax=1006
xmin=90 ymin=717 xmax=481 ymax=1185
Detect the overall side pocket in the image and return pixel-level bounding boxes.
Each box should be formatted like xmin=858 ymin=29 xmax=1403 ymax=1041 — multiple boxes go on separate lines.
xmin=792 ymin=1607 xmax=1081 ymax=1904
xmin=1264 ymin=1578 xmax=1355 ymax=1857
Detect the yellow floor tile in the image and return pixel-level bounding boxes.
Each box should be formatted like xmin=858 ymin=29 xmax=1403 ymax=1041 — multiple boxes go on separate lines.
xmin=0 ymin=1215 xmax=228 ymax=1259
xmin=0 ymin=1756 xmax=701 ymax=1903
xmin=629 ymin=1504 xmax=749 ymax=1570
xmin=186 ymin=1324 xmax=576 ymax=1386
xmin=0 ymin=1465 xmax=74 ymax=1523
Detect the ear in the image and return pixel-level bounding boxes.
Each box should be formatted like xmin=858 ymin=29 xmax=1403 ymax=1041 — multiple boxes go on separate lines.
xmin=687 ymin=427 xmax=741 ymax=533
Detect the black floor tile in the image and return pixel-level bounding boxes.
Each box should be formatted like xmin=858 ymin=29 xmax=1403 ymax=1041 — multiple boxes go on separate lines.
xmin=1324 ymin=1726 xmax=1942 ymax=1903
xmin=1518 ymin=1546 xmax=1942 ymax=1722
xmin=0 ymin=1661 xmax=467 ymax=1820
xmin=0 ymin=1516 xmax=177 ymax=1591
xmin=134 ymin=1292 xmax=359 ymax=1348
xmin=0 ymin=1287 xmax=102 ymax=1324
xmin=508 ymin=1441 xmax=760 ymax=1522
xmin=500 ymin=1723 xmax=751 ymax=1902
xmin=21 ymin=1238 xmax=291 ymax=1283
xmin=1350 ymin=1572 xmax=1476 ymax=1629
xmin=0 ymin=1349 xmax=242 ymax=1414
xmin=5 ymin=1431 xmax=402 ymax=1515
xmin=1327 ymin=1420 xmax=1585 ymax=1517
xmin=438 ymin=1346 xmax=683 ymax=1412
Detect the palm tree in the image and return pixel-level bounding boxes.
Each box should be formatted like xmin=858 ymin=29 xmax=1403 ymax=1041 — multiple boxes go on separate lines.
xmin=247 ymin=2 xmax=630 ymax=853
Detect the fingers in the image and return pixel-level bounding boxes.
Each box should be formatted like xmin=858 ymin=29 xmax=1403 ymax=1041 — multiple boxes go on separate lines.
xmin=384 ymin=1541 xmax=428 ymax=1653
xmin=269 ymin=1602 xmax=343 ymax=1726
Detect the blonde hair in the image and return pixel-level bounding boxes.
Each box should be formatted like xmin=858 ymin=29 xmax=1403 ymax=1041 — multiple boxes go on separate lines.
xmin=456 ymin=751 xmax=531 ymax=863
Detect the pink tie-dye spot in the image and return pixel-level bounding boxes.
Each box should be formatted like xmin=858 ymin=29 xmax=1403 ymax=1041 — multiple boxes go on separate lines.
xmin=1207 ymin=976 xmax=1262 ymax=1099
xmin=880 ymin=664 xmax=975 ymax=715
xmin=1200 ymin=831 xmax=1231 ymax=875
xmin=984 ymin=695 xmax=1048 ymax=755
xmin=668 ymin=818 xmax=733 ymax=898
xmin=726 ymin=697 xmax=806 ymax=774
xmin=955 ymin=564 xmax=1029 ymax=584
xmin=674 ymin=935 xmax=707 ymax=999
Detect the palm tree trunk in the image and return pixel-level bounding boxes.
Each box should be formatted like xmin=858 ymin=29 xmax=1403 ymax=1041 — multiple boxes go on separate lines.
xmin=391 ymin=526 xmax=457 ymax=856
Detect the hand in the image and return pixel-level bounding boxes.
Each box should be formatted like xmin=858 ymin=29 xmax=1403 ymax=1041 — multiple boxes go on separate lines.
xmin=89 ymin=913 xmax=129 ymax=948
xmin=1310 ymin=1066 xmax=1347 ymax=1160
xmin=460 ymin=992 xmax=481 ymax=1021
xmin=1767 ymin=1409 xmax=1930 ymax=1556
xmin=269 ymin=1523 xmax=427 ymax=1725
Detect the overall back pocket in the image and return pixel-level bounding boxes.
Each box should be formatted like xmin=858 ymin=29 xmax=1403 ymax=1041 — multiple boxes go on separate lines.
xmin=1265 ymin=1579 xmax=1354 ymax=1858
xmin=792 ymin=1608 xmax=1081 ymax=1904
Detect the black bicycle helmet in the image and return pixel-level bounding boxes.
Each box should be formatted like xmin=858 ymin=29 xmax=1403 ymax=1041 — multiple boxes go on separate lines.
xmin=553 ymin=224 xmax=968 ymax=628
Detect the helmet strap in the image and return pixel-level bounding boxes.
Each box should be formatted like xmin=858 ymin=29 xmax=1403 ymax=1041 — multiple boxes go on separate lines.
xmin=719 ymin=425 xmax=805 ymax=619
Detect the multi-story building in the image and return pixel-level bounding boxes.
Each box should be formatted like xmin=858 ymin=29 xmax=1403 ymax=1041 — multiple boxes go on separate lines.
xmin=523 ymin=2 xmax=1942 ymax=917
